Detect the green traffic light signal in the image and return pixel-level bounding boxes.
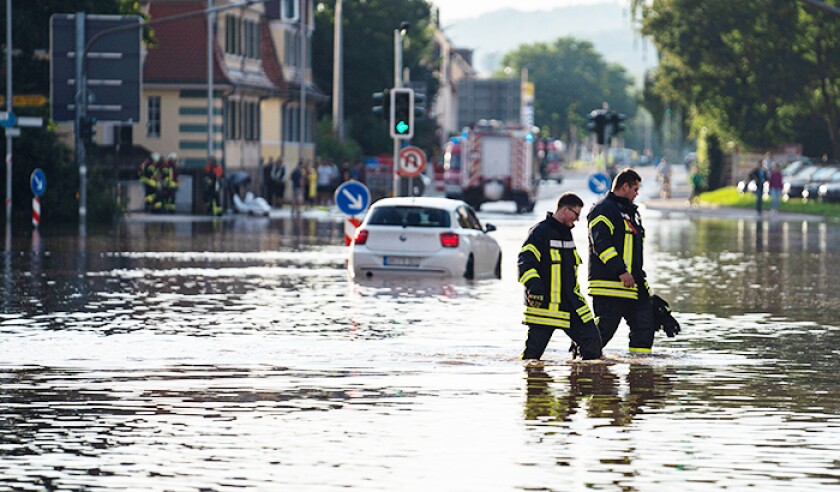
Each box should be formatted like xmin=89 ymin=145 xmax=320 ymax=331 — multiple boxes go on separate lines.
xmin=390 ymin=88 xmax=414 ymax=139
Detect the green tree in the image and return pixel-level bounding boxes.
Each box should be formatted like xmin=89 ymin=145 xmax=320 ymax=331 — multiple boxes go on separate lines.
xmin=499 ymin=37 xmax=637 ymax=142
xmin=313 ymin=0 xmax=438 ymax=156
xmin=632 ymin=0 xmax=840 ymax=157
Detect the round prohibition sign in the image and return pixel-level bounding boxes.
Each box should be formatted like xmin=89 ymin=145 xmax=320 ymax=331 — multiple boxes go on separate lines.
xmin=398 ymin=146 xmax=427 ymax=178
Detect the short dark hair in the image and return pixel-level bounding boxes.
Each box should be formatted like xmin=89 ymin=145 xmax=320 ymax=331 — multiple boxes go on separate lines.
xmin=612 ymin=168 xmax=642 ymax=191
xmin=557 ymin=192 xmax=584 ymax=209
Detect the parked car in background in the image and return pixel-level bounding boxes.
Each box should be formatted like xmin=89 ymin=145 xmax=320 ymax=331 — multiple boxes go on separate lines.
xmin=782 ymin=165 xmax=822 ymax=199
xmin=348 ymin=197 xmax=502 ymax=280
xmin=818 ymin=182 xmax=840 ymax=203
xmin=802 ymin=167 xmax=840 ymax=200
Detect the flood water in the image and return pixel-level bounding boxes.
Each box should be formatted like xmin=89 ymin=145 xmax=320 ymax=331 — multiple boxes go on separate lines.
xmin=1 ymin=177 xmax=840 ymax=490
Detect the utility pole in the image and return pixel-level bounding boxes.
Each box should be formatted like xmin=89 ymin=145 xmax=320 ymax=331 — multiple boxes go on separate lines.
xmin=299 ymin=0 xmax=307 ymax=166
xmin=4 ymin=0 xmax=11 ymax=228
xmin=332 ymin=0 xmax=344 ymax=140
xmin=207 ymin=0 xmax=215 ymax=162
xmin=75 ymin=12 xmax=88 ymax=228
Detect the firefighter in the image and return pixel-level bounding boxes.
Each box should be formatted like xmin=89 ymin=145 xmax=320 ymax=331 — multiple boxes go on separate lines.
xmin=138 ymin=152 xmax=161 ymax=212
xmin=587 ymin=168 xmax=655 ymax=353
xmin=518 ymin=192 xmax=602 ymax=361
xmin=203 ymin=157 xmax=224 ymax=216
xmin=159 ymin=152 xmax=180 ymax=213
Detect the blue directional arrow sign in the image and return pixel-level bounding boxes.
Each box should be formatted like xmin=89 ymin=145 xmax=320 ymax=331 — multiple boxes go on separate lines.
xmin=30 ymin=168 xmax=47 ymax=197
xmin=334 ymin=180 xmax=371 ymax=216
xmin=588 ymin=172 xmax=612 ymax=195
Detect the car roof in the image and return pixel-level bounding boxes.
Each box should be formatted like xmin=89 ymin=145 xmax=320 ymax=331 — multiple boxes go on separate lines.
xmin=370 ymin=197 xmax=467 ymax=211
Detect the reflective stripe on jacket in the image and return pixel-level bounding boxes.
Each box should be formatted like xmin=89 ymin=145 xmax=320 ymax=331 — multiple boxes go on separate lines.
xmin=587 ymin=192 xmax=647 ymax=299
xmin=518 ymin=212 xmax=594 ymax=329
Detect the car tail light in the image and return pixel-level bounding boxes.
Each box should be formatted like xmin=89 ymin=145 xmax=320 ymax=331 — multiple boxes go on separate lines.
xmin=440 ymin=232 xmax=459 ymax=248
xmin=354 ymin=229 xmax=368 ymax=245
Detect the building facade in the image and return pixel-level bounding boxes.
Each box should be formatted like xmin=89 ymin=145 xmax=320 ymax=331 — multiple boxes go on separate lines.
xmin=132 ymin=0 xmax=324 ymax=192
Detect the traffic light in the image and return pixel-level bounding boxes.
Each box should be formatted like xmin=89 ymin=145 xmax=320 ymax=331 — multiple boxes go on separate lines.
xmin=586 ymin=109 xmax=607 ymax=145
xmin=80 ymin=116 xmax=97 ymax=144
xmin=390 ymin=87 xmax=414 ymax=139
xmin=372 ymin=89 xmax=390 ymax=120
xmin=611 ymin=111 xmax=626 ymax=135
xmin=413 ymin=91 xmax=426 ymax=118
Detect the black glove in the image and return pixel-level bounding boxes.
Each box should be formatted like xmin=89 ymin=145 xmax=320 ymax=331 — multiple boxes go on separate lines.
xmin=526 ymin=292 xmax=544 ymax=307
xmin=652 ymin=295 xmax=681 ymax=337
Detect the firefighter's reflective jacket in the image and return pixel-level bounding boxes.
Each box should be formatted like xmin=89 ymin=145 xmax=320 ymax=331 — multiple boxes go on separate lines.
xmin=518 ymin=213 xmax=594 ymax=329
xmin=587 ymin=192 xmax=648 ymax=300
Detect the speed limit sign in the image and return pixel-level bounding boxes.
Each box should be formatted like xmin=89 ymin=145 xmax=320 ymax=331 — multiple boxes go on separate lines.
xmin=398 ymin=146 xmax=427 ymax=178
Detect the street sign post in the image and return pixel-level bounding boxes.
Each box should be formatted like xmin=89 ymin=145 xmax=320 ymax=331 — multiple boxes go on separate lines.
xmin=397 ymin=145 xmax=426 ymax=177
xmin=30 ymin=168 xmax=46 ymax=197
xmin=31 ymin=168 xmax=46 ymax=229
xmin=335 ymin=180 xmax=372 ymax=216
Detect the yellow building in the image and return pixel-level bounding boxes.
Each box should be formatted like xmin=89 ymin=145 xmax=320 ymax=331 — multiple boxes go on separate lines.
xmin=131 ymin=0 xmax=324 ymax=208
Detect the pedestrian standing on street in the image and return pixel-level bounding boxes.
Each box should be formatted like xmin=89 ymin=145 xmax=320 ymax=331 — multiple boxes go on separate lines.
xmin=655 ymin=157 xmax=672 ymax=199
xmin=518 ymin=192 xmax=602 ymax=361
xmin=272 ymin=157 xmax=286 ymax=207
xmin=769 ymin=162 xmax=783 ymax=214
xmin=291 ymin=161 xmax=305 ymax=214
xmin=689 ymin=165 xmax=705 ymax=204
xmin=748 ymin=160 xmax=768 ymax=215
xmin=587 ymin=168 xmax=656 ymax=354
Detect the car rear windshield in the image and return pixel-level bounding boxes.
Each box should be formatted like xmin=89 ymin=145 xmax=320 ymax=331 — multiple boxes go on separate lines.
xmin=367 ymin=206 xmax=451 ymax=227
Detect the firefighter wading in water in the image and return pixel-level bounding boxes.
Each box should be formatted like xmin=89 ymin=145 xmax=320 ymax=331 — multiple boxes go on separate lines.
xmin=518 ymin=192 xmax=603 ymax=360
xmin=587 ymin=168 xmax=655 ymax=353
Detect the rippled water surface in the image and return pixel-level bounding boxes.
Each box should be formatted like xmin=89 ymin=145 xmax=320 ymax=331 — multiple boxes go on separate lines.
xmin=2 ymin=181 xmax=840 ymax=490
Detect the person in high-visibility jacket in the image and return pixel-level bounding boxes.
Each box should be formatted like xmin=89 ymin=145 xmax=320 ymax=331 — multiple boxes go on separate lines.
xmin=587 ymin=168 xmax=655 ymax=353
xmin=518 ymin=192 xmax=602 ymax=361
xmin=138 ymin=152 xmax=161 ymax=212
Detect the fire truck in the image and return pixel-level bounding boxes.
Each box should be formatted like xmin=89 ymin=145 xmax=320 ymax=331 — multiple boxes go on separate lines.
xmin=443 ymin=120 xmax=538 ymax=213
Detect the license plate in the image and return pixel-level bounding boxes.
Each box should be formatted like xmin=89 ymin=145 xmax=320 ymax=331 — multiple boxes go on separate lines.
xmin=384 ymin=256 xmax=421 ymax=267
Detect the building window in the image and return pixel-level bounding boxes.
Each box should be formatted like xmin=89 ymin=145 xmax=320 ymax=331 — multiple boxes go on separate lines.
xmin=281 ymin=0 xmax=299 ymax=22
xmin=226 ymin=99 xmax=239 ymax=140
xmin=225 ymin=15 xmax=241 ymax=55
xmin=243 ymin=101 xmax=260 ymax=141
xmin=147 ymin=96 xmax=161 ymax=137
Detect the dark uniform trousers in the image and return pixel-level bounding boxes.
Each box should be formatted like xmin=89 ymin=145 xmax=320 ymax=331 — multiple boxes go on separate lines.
xmin=593 ymin=294 xmax=655 ymax=352
xmin=523 ymin=309 xmax=602 ymax=360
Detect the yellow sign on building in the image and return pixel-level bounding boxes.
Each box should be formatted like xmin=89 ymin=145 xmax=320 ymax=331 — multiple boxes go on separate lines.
xmin=0 ymin=95 xmax=48 ymax=107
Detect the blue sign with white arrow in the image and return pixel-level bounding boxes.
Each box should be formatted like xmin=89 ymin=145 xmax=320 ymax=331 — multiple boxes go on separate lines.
xmin=334 ymin=180 xmax=371 ymax=216
xmin=30 ymin=168 xmax=47 ymax=197
xmin=588 ymin=172 xmax=612 ymax=195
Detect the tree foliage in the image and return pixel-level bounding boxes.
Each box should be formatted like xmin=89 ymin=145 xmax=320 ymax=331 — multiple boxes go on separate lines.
xmin=499 ymin=37 xmax=637 ymax=141
xmin=313 ymin=0 xmax=438 ymax=156
xmin=632 ymin=0 xmax=840 ymax=157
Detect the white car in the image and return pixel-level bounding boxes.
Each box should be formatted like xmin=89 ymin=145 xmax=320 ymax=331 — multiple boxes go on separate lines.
xmin=349 ymin=197 xmax=502 ymax=279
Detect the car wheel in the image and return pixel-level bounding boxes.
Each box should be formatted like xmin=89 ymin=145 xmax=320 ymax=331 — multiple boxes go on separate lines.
xmin=464 ymin=254 xmax=475 ymax=280
xmin=494 ymin=253 xmax=502 ymax=279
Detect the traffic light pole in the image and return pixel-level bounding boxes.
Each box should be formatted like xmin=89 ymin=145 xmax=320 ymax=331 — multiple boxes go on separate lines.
xmin=392 ymin=27 xmax=403 ymax=197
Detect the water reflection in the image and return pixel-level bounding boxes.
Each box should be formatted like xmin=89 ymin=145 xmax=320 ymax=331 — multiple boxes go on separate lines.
xmin=524 ymin=363 xmax=672 ymax=426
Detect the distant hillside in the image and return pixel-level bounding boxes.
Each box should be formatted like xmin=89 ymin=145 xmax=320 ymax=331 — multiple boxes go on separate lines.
xmin=444 ymin=3 xmax=658 ymax=84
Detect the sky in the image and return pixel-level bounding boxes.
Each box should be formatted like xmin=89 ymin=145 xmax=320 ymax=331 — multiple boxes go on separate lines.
xmin=429 ymin=0 xmax=624 ymax=26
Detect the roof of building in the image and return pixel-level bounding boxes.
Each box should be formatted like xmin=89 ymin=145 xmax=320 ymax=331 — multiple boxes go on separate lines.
xmin=144 ymin=1 xmax=273 ymax=92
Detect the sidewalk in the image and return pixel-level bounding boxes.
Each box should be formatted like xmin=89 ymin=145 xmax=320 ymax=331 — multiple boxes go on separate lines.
xmin=123 ymin=205 xmax=345 ymax=224
xmin=641 ymin=167 xmax=825 ymax=222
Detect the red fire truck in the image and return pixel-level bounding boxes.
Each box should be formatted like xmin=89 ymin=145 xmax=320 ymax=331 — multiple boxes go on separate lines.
xmin=443 ymin=121 xmax=538 ymax=213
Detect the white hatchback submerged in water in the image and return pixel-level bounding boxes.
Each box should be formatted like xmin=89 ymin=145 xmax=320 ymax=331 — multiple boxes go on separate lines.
xmin=348 ymin=197 xmax=502 ymax=279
